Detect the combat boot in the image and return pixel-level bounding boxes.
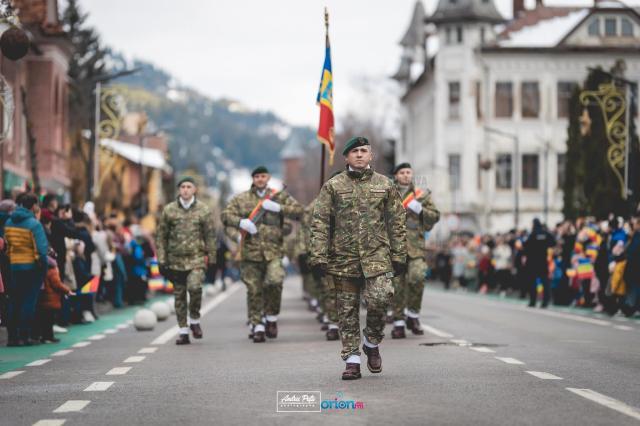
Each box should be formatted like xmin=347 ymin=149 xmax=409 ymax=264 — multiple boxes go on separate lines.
xmin=406 ymin=317 xmax=424 ymax=335
xmin=391 ymin=325 xmax=406 ymax=339
xmin=176 ymin=334 xmax=190 ymax=345
xmin=190 ymin=323 xmax=203 ymax=339
xmin=326 ymin=328 xmax=339 ymax=341
xmin=265 ymin=321 xmax=278 ymax=338
xmin=253 ymin=331 xmax=266 ymax=343
xmin=362 ymin=344 xmax=382 ymax=373
xmin=341 ymin=363 xmax=361 ymax=380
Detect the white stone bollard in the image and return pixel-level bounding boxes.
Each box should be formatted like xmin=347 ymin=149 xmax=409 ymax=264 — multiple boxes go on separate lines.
xmin=134 ymin=308 xmax=157 ymax=331
xmin=150 ymin=301 xmax=171 ymax=321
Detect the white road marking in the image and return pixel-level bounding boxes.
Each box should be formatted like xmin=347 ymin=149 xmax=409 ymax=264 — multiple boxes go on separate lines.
xmin=104 ymin=329 xmax=118 ymax=334
xmin=116 ymin=324 xmax=129 ymax=330
xmin=138 ymin=347 xmax=158 ymax=354
xmin=126 ymin=320 xmax=133 ymax=325
xmin=123 ymin=356 xmax=145 ymax=363
xmin=613 ymin=325 xmax=633 ymax=331
xmin=614 ymin=317 xmax=629 ymax=322
xmin=526 ymin=371 xmax=563 ymax=380
xmin=420 ymin=324 xmax=454 ymax=339
xmin=152 ymin=284 xmax=241 ymax=345
xmin=72 ymin=341 xmax=91 ymax=348
xmin=53 ymin=400 xmax=90 ymax=413
xmin=495 ymin=357 xmax=525 ymax=365
xmin=84 ymin=381 xmax=114 ymax=392
xmin=450 ymin=339 xmax=470 ymax=346
xmin=566 ymin=388 xmax=640 ymax=421
xmin=33 ymin=420 xmax=66 ymax=426
xmin=106 ymin=367 xmax=131 ymax=376
xmin=26 ymin=359 xmax=51 ymax=367
xmin=0 ymin=370 xmax=25 ymax=379
xmin=51 ymin=350 xmax=73 ymax=357
xmin=88 ymin=334 xmax=106 ymax=341
xmin=470 ymin=347 xmax=495 ymax=353
xmin=521 ymin=308 xmax=612 ymax=327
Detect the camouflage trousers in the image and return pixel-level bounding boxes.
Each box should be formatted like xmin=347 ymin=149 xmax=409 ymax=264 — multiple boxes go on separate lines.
xmin=322 ymin=275 xmax=338 ymax=324
xmin=240 ymin=259 xmax=285 ymax=326
xmin=335 ymin=274 xmax=394 ymax=360
xmin=392 ymin=257 xmax=427 ymax=321
xmin=170 ymin=268 xmax=205 ymax=328
xmin=302 ymin=272 xmax=320 ymax=300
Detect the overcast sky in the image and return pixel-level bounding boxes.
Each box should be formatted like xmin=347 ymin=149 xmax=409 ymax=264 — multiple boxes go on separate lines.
xmin=79 ymin=0 xmax=640 ymax=127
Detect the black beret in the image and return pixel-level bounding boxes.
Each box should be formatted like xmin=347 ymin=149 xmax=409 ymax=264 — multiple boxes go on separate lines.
xmin=251 ymin=166 xmax=269 ymax=176
xmin=392 ymin=162 xmax=412 ymax=175
xmin=342 ymin=136 xmax=370 ymax=156
xmin=176 ymin=176 xmax=196 ymax=187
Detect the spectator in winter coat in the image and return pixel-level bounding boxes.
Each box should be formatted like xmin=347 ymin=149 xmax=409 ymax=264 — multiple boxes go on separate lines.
xmin=37 ymin=253 xmax=73 ymax=343
xmin=524 ymin=218 xmax=556 ymax=308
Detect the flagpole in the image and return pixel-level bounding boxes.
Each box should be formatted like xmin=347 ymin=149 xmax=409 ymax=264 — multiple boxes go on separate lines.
xmin=319 ymin=7 xmax=329 ymax=189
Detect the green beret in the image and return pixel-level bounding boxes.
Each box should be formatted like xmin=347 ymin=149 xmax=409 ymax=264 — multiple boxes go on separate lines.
xmin=342 ymin=136 xmax=370 ymax=156
xmin=251 ymin=166 xmax=269 ymax=176
xmin=176 ymin=176 xmax=196 ymax=187
xmin=392 ymin=162 xmax=412 ymax=175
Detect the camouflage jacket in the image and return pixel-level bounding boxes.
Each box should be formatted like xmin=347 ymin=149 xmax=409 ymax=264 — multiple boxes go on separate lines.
xmin=310 ymin=168 xmax=407 ymax=278
xmin=295 ymin=199 xmax=316 ymax=256
xmin=156 ymin=198 xmax=216 ymax=271
xmin=221 ymin=186 xmax=303 ymax=262
xmin=396 ymin=183 xmax=440 ymax=259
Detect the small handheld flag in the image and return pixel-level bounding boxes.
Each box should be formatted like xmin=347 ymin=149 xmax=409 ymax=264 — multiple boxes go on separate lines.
xmin=80 ymin=276 xmax=100 ymax=294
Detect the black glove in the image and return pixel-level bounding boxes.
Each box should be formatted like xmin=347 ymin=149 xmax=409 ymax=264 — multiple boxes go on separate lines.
xmin=392 ymin=261 xmax=407 ymax=276
xmin=159 ymin=264 xmax=170 ymax=278
xmin=311 ymin=263 xmax=327 ymax=279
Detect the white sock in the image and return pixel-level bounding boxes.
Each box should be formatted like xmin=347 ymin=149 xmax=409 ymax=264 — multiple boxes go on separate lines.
xmin=406 ymin=310 xmax=420 ymax=319
xmin=188 ymin=318 xmax=200 ymax=325
xmin=265 ymin=315 xmax=277 ymax=322
xmin=346 ymin=355 xmax=361 ymax=364
xmin=394 ymin=320 xmax=406 ymax=327
xmin=254 ymin=324 xmax=265 ymax=333
xmin=310 ymin=298 xmax=318 ymax=307
xmin=328 ymin=324 xmax=339 ymax=330
xmin=363 ymin=336 xmax=378 ymax=348
xmin=179 ymin=327 xmax=190 ymax=335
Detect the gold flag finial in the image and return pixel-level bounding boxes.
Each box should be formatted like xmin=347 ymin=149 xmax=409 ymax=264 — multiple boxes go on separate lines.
xmin=324 ymin=7 xmax=329 ymax=32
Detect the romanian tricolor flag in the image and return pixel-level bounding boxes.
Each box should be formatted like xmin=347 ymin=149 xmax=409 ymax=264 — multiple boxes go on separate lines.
xmin=317 ymin=24 xmax=335 ymax=165
xmin=80 ymin=276 xmax=100 ymax=294
xmin=402 ymin=189 xmax=424 ymax=209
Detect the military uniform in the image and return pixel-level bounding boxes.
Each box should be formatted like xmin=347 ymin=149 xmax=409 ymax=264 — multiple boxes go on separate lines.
xmin=310 ymin=167 xmax=406 ymax=362
xmin=221 ymin=185 xmax=302 ymax=339
xmin=391 ymin=182 xmax=440 ymax=336
xmin=156 ymin=197 xmax=216 ymax=338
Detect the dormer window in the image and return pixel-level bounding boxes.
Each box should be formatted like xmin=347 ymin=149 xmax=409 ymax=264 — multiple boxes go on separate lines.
xmin=588 ymin=18 xmax=600 ymax=36
xmin=605 ymin=18 xmax=617 ymax=36
xmin=622 ymin=18 xmax=634 ymax=36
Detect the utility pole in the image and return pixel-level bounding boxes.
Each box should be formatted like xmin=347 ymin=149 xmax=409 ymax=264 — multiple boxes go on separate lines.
xmin=485 ymin=126 xmax=520 ymax=230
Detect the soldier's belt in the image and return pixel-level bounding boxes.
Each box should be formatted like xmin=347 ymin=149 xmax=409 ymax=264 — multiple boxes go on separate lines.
xmin=333 ymin=277 xmax=363 ymax=293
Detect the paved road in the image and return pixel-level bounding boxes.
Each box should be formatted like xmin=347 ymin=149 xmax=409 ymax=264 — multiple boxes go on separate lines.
xmin=1 ymin=276 xmax=639 ymax=425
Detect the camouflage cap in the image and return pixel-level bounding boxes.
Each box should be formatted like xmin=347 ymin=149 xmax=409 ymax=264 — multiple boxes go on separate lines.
xmin=342 ymin=136 xmax=370 ymax=156
xmin=251 ymin=165 xmax=269 ymax=176
xmin=177 ymin=176 xmax=196 ymax=187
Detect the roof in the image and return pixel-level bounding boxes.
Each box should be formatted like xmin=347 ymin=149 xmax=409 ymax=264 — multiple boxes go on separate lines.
xmin=101 ymin=138 xmax=168 ymax=170
xmin=400 ymin=1 xmax=426 ymax=47
xmin=426 ymin=0 xmax=505 ymax=24
xmin=498 ymin=8 xmax=588 ymax=48
xmin=280 ymin=136 xmax=305 ymax=160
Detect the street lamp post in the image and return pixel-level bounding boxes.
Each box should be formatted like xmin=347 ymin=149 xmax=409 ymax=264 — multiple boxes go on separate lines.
xmin=485 ymin=126 xmax=520 ymax=230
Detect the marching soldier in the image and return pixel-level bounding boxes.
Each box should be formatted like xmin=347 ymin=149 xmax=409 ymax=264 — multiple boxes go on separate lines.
xmin=389 ymin=163 xmax=440 ymax=339
xmin=156 ymin=176 xmax=217 ymax=345
xmin=221 ymin=166 xmax=303 ymax=343
xmin=310 ymin=137 xmax=406 ymax=380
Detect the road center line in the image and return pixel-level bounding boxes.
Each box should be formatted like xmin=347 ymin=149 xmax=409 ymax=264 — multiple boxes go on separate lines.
xmin=106 ymin=367 xmax=131 ymax=376
xmin=26 ymin=359 xmax=51 ymax=367
xmin=420 ymin=324 xmax=454 ymax=338
xmin=84 ymin=381 xmax=114 ymax=392
xmin=151 ymin=284 xmax=241 ymax=345
xmin=566 ymin=388 xmax=640 ymax=421
xmin=495 ymin=357 xmax=525 ymax=365
xmin=138 ymin=347 xmax=158 ymax=354
xmin=0 ymin=370 xmax=25 ymax=379
xmin=123 ymin=356 xmax=145 ymax=363
xmin=470 ymin=347 xmax=495 ymax=353
xmin=526 ymin=371 xmax=562 ymax=380
xmin=32 ymin=420 xmax=66 ymax=426
xmin=53 ymin=400 xmax=90 ymax=413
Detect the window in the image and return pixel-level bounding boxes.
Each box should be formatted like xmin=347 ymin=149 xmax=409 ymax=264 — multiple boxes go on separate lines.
xmin=448 ymin=82 xmax=460 ymax=119
xmin=446 ymin=27 xmax=452 ymax=44
xmin=475 ymin=81 xmax=482 ymax=119
xmin=480 ymin=27 xmax=486 ymax=44
xmin=622 ymin=18 xmax=634 ymax=36
xmin=456 ymin=26 xmax=463 ymax=43
xmin=496 ymin=154 xmax=512 ymax=189
xmin=605 ymin=18 xmax=617 ymax=36
xmin=495 ymin=82 xmax=513 ymax=118
xmin=557 ymin=81 xmax=578 ymax=118
xmin=477 ymin=154 xmax=482 ymax=190
xmin=521 ymin=81 xmax=540 ymax=118
xmin=522 ymin=154 xmax=539 ymax=189
xmin=588 ymin=18 xmax=600 ymax=36
xmin=448 ymin=154 xmax=461 ymax=190
xmin=557 ymin=153 xmax=566 ymax=189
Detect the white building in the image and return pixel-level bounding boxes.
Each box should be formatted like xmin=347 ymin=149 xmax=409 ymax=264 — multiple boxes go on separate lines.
xmin=394 ymin=0 xmax=640 ymax=235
